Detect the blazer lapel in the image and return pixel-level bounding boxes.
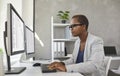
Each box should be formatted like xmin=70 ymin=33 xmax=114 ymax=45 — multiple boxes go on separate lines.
xmin=74 ymin=39 xmax=80 ymax=63
xmin=84 ymin=33 xmax=91 ymax=62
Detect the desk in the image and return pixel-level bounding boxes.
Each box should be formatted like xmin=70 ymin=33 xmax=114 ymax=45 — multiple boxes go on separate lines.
xmin=5 ymin=62 xmax=83 ymax=76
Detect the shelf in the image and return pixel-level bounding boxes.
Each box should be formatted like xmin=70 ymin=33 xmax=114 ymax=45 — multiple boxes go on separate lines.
xmin=53 ymin=39 xmax=76 ymax=42
xmin=51 ymin=16 xmax=75 ymax=58
xmin=53 ymin=23 xmax=70 ymax=27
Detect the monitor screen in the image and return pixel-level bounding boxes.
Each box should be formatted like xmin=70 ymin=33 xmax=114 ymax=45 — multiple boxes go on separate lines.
xmin=4 ymin=3 xmax=26 ymax=74
xmin=7 ymin=3 xmax=25 ymax=56
xmin=25 ymin=26 xmax=35 ymax=59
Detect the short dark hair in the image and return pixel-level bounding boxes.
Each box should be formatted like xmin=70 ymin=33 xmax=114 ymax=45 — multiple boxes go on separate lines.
xmin=72 ymin=14 xmax=89 ymax=30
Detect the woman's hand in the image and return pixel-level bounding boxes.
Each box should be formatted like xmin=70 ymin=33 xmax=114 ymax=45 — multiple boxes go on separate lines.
xmin=48 ymin=62 xmax=67 ymax=72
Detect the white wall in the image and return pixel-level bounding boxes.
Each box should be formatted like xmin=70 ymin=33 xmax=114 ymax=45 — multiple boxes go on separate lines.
xmin=22 ymin=0 xmax=33 ymax=30
xmin=35 ymin=0 xmax=53 ymax=60
xmin=0 ymin=0 xmax=2 ymax=47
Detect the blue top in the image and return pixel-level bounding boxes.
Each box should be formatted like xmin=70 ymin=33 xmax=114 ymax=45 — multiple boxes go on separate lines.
xmin=76 ymin=50 xmax=84 ymax=63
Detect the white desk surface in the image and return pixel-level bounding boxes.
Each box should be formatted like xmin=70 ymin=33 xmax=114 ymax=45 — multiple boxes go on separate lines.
xmin=5 ymin=62 xmax=83 ymax=76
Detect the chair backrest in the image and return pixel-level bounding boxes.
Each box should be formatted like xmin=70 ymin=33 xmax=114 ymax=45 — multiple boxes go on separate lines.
xmin=104 ymin=56 xmax=112 ymax=76
xmin=104 ymin=46 xmax=117 ymax=56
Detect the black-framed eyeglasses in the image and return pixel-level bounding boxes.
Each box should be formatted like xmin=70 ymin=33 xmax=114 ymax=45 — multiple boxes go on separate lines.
xmin=69 ymin=24 xmax=83 ymax=28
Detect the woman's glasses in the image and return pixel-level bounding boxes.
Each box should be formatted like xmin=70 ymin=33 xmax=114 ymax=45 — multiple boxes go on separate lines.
xmin=69 ymin=24 xmax=83 ymax=28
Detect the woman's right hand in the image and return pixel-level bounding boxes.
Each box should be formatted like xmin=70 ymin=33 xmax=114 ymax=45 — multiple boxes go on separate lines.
xmin=48 ymin=62 xmax=60 ymax=70
xmin=48 ymin=62 xmax=66 ymax=72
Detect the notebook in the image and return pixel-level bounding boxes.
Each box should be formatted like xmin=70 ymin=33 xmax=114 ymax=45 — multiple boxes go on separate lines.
xmin=41 ymin=64 xmax=57 ymax=73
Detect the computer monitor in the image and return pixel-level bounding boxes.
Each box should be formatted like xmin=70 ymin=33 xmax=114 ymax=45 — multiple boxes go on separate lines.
xmin=25 ymin=26 xmax=35 ymax=59
xmin=4 ymin=3 xmax=26 ymax=74
xmin=7 ymin=3 xmax=25 ymax=56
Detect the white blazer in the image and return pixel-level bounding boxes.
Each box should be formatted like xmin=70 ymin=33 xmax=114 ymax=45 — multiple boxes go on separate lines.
xmin=63 ymin=33 xmax=105 ymax=76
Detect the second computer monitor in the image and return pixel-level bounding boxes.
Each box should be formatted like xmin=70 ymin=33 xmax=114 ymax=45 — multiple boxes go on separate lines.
xmin=25 ymin=26 xmax=35 ymax=59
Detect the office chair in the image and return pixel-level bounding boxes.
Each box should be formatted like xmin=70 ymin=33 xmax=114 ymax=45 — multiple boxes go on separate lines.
xmin=108 ymin=69 xmax=120 ymax=76
xmin=104 ymin=56 xmax=112 ymax=76
xmin=108 ymin=65 xmax=120 ymax=76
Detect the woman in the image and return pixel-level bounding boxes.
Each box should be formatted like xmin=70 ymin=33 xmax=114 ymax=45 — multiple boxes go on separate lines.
xmin=48 ymin=14 xmax=105 ymax=76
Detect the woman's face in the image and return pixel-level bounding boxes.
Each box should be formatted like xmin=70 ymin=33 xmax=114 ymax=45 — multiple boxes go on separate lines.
xmin=70 ymin=18 xmax=85 ymax=37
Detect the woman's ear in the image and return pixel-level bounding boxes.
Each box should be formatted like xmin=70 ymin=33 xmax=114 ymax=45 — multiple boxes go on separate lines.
xmin=83 ymin=25 xmax=86 ymax=30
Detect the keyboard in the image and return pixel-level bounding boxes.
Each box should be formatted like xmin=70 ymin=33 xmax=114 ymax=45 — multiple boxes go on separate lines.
xmin=41 ymin=64 xmax=57 ymax=73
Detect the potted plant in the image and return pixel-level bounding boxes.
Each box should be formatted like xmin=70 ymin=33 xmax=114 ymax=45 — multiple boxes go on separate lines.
xmin=57 ymin=11 xmax=70 ymax=23
xmin=0 ymin=48 xmax=3 ymax=54
xmin=0 ymin=48 xmax=4 ymax=76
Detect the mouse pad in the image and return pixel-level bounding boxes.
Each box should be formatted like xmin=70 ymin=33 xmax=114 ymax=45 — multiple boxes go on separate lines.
xmin=41 ymin=64 xmax=57 ymax=73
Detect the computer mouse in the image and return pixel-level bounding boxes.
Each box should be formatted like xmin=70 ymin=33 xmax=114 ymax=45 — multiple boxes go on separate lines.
xmin=33 ymin=63 xmax=41 ymax=67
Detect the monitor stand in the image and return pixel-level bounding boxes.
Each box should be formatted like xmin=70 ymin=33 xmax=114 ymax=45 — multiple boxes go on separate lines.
xmin=5 ymin=67 xmax=26 ymax=74
xmin=4 ymin=52 xmax=26 ymax=74
xmin=4 ymin=21 xmax=26 ymax=74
